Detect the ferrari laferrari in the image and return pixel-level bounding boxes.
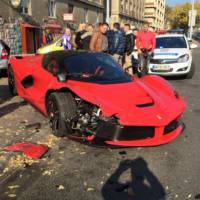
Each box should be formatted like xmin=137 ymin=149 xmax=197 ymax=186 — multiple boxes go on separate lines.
xmin=8 ymin=51 xmax=186 ymax=146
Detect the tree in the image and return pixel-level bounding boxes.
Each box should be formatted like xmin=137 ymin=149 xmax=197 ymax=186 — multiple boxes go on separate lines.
xmin=169 ymin=2 xmax=200 ymax=29
xmin=164 ymin=5 xmax=173 ymax=29
xmin=165 ymin=5 xmax=172 ymax=22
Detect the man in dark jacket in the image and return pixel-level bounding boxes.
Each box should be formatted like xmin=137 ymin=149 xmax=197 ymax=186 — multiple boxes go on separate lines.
xmin=46 ymin=29 xmax=54 ymax=44
xmin=123 ymin=23 xmax=136 ymax=74
xmin=81 ymin=24 xmax=94 ymax=50
xmin=107 ymin=23 xmax=125 ymax=65
xmin=75 ymin=23 xmax=87 ymax=49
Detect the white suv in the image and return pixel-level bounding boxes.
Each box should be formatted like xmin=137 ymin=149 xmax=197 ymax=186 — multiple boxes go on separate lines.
xmin=148 ymin=34 xmax=195 ymax=79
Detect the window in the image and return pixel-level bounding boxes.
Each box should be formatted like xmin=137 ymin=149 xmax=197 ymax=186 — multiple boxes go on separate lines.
xmin=125 ymin=0 xmax=128 ymax=12
xmin=84 ymin=8 xmax=88 ymax=23
xmin=68 ymin=4 xmax=74 ymax=14
xmin=120 ymin=0 xmax=124 ymax=12
xmin=48 ymin=0 xmax=56 ymax=18
xmin=96 ymin=11 xmax=100 ymax=23
xmin=20 ymin=6 xmax=28 ymax=14
xmin=156 ymin=37 xmax=187 ymax=49
xmin=130 ymin=2 xmax=133 ymax=13
xmin=20 ymin=0 xmax=29 ymax=14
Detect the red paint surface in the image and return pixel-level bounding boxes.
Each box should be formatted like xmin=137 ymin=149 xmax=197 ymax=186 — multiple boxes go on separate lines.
xmin=9 ymin=55 xmax=186 ymax=146
xmin=5 ymin=142 xmax=48 ymax=159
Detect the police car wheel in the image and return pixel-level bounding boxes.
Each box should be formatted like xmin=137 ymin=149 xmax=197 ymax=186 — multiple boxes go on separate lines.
xmin=186 ymin=62 xmax=195 ymax=79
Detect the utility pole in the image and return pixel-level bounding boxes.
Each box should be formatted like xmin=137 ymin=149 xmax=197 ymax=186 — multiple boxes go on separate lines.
xmin=189 ymin=0 xmax=195 ymax=39
xmin=106 ymin=0 xmax=110 ymax=24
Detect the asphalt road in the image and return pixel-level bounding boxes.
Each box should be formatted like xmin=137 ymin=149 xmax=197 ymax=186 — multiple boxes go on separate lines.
xmin=0 ymin=49 xmax=200 ymax=200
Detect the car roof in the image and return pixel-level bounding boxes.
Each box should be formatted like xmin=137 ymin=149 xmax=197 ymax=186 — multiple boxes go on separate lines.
xmin=45 ymin=50 xmax=90 ymax=57
xmin=42 ymin=50 xmax=97 ymax=69
xmin=156 ymin=34 xmax=185 ymax=38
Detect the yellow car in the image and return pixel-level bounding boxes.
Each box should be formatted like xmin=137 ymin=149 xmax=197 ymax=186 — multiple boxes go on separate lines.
xmin=37 ymin=38 xmax=64 ymax=54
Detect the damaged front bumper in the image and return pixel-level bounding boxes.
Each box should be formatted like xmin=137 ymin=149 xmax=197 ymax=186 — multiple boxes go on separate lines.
xmin=93 ymin=118 xmax=184 ymax=147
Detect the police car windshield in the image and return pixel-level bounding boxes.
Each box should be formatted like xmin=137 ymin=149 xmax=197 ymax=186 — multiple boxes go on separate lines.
xmin=156 ymin=37 xmax=187 ymax=49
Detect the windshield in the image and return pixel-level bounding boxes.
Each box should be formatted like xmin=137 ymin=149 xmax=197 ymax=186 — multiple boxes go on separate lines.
xmin=63 ymin=53 xmax=132 ymax=84
xmin=156 ymin=37 xmax=187 ymax=49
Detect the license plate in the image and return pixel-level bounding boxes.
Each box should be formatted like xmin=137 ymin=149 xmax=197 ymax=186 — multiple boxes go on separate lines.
xmin=153 ymin=65 xmax=170 ymax=71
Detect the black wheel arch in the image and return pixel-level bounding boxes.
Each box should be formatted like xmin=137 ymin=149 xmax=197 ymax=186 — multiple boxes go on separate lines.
xmin=45 ymin=88 xmax=76 ymax=114
xmin=7 ymin=64 xmax=17 ymax=96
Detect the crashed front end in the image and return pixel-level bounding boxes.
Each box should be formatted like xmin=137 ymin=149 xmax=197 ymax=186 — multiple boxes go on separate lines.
xmin=68 ymin=99 xmax=185 ymax=147
xmin=94 ymin=116 xmax=184 ymax=147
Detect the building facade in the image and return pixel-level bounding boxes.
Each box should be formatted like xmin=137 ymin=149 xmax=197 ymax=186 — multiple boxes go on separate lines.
xmin=30 ymin=0 xmax=105 ymax=25
xmin=144 ymin=0 xmax=165 ymax=30
xmin=0 ymin=0 xmax=105 ymax=25
xmin=0 ymin=0 xmax=105 ymax=54
xmin=110 ymin=0 xmax=145 ymax=28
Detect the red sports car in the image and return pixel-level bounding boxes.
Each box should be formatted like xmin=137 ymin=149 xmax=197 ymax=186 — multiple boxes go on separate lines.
xmin=8 ymin=51 xmax=186 ymax=147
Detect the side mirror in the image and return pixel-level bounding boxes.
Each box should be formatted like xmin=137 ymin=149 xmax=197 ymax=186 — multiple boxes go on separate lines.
xmin=190 ymin=43 xmax=198 ymax=49
xmin=57 ymin=73 xmax=67 ymax=82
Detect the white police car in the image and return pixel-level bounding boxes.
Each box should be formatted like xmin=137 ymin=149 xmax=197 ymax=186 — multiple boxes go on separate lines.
xmin=148 ymin=34 xmax=196 ymax=78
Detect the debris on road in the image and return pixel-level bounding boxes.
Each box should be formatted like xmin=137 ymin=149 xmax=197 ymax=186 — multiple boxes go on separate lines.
xmin=4 ymin=142 xmax=48 ymax=159
xmin=6 ymin=155 xmax=39 ymax=169
xmin=42 ymin=169 xmax=54 ymax=176
xmin=40 ymin=135 xmax=59 ymax=148
xmin=86 ymin=187 xmax=94 ymax=192
xmin=119 ymin=151 xmax=127 ymax=155
xmin=7 ymin=193 xmax=17 ymax=198
xmin=188 ymin=193 xmax=192 ymax=199
xmin=25 ymin=123 xmax=41 ymax=130
xmin=8 ymin=185 xmax=20 ymax=190
xmin=56 ymin=185 xmax=65 ymax=190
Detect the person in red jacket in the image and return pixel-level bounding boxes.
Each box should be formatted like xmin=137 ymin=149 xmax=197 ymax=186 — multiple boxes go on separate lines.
xmin=136 ymin=22 xmax=156 ymax=74
xmin=136 ymin=22 xmax=156 ymax=53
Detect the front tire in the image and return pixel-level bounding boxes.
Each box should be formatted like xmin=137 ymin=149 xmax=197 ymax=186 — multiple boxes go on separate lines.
xmin=186 ymin=62 xmax=195 ymax=79
xmin=8 ymin=65 xmax=17 ymax=96
xmin=46 ymin=92 xmax=77 ymax=137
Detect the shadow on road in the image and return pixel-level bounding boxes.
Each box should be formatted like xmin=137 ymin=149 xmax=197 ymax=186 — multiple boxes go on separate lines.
xmin=102 ymin=157 xmax=166 ymax=200
xmin=0 ymin=70 xmax=8 ymax=78
xmin=0 ymin=84 xmax=12 ymax=104
xmin=157 ymin=74 xmax=188 ymax=82
xmin=0 ymin=101 xmax=26 ymax=118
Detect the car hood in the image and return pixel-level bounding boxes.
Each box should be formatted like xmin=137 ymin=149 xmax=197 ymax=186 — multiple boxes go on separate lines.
xmin=153 ymin=48 xmax=190 ymax=60
xmin=67 ymin=80 xmax=185 ymax=126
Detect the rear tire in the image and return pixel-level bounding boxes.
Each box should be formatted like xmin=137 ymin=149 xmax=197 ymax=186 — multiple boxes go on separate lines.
xmin=8 ymin=65 xmax=17 ymax=96
xmin=186 ymin=62 xmax=195 ymax=79
xmin=46 ymin=92 xmax=77 ymax=137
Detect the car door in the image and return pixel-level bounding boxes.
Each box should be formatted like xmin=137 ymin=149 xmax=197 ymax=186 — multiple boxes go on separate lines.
xmin=18 ymin=56 xmax=56 ymax=112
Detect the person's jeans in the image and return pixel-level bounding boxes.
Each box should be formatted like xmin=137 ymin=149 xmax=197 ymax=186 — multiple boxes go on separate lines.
xmin=138 ymin=52 xmax=151 ymax=74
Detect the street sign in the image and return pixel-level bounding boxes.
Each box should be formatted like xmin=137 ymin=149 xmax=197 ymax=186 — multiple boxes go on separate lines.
xmin=63 ymin=13 xmax=74 ymax=21
xmin=189 ymin=10 xmax=197 ymax=27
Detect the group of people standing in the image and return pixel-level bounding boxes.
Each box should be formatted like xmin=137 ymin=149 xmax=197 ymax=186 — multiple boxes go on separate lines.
xmin=61 ymin=22 xmax=156 ymax=75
